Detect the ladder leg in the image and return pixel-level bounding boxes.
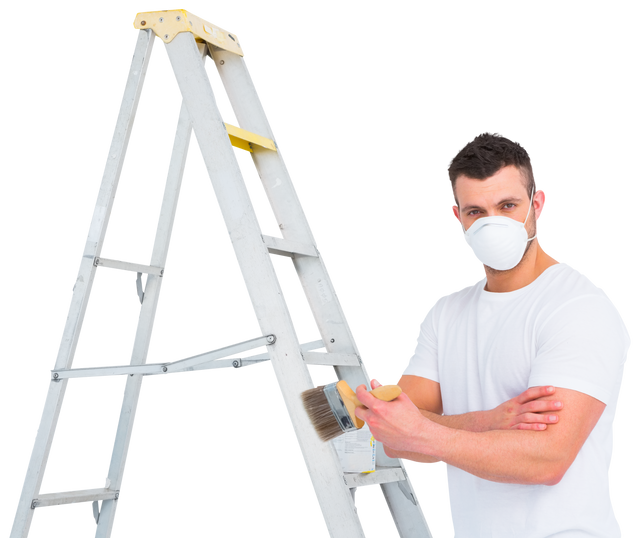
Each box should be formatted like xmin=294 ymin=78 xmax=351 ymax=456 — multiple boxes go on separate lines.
xmin=11 ymin=29 xmax=155 ymax=538
xmin=12 ymin=379 xmax=69 ymax=538
xmin=165 ymin=32 xmax=366 ymax=538
xmin=95 ymin=99 xmax=194 ymax=538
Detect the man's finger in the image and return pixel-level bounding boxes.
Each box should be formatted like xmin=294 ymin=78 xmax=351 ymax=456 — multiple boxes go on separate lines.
xmin=355 ymin=384 xmax=377 ymax=407
xmin=515 ymin=385 xmax=555 ymax=404
xmin=521 ymin=399 xmax=563 ymax=414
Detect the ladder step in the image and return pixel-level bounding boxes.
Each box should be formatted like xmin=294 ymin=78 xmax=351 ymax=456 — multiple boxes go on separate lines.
xmin=343 ymin=466 xmax=405 ymax=488
xmin=302 ymin=351 xmax=361 ymax=366
xmin=224 ymin=121 xmax=277 ymax=153
xmin=262 ymin=235 xmax=317 ymax=258
xmin=31 ymin=488 xmax=118 ymax=508
xmin=94 ymin=257 xmax=164 ymax=276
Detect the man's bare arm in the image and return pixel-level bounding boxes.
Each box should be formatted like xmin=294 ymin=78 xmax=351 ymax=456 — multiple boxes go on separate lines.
xmin=384 ymin=376 xmax=563 ymax=463
xmin=420 ymin=409 xmax=487 ymax=430
xmin=384 ymin=409 xmax=489 ymax=466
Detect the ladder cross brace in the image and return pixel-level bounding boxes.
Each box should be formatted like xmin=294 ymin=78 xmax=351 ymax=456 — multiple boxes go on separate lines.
xmin=51 ymin=334 xmax=276 ymax=379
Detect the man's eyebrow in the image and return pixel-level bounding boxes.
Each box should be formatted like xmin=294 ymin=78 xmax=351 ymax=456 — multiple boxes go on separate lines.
xmin=459 ymin=197 xmax=524 ymax=213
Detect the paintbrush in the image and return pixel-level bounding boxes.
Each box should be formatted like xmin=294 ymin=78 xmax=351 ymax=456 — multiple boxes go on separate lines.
xmin=301 ymin=380 xmax=402 ymax=442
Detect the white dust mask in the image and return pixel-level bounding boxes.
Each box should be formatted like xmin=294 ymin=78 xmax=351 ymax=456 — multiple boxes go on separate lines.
xmin=463 ymin=190 xmax=537 ymax=271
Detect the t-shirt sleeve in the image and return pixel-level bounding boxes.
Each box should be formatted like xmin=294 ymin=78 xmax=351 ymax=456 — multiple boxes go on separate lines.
xmin=529 ymin=294 xmax=629 ymax=405
xmin=403 ymin=304 xmax=441 ymax=383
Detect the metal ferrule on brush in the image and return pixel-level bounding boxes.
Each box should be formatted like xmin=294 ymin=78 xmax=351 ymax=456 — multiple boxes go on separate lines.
xmin=323 ymin=382 xmax=357 ymax=434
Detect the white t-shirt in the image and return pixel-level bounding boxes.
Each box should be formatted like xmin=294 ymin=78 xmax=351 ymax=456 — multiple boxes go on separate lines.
xmin=404 ymin=264 xmax=629 ymax=538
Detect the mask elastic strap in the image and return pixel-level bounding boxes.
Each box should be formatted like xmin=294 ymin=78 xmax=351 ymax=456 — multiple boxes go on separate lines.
xmin=525 ymin=187 xmax=537 ymax=242
xmin=523 ymin=187 xmax=535 ymax=225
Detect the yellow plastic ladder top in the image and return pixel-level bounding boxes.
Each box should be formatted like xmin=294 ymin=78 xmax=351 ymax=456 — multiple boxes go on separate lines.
xmin=134 ymin=10 xmax=277 ymax=153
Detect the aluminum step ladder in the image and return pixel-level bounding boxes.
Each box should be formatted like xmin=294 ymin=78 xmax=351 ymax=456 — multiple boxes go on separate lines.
xmin=11 ymin=10 xmax=432 ymax=538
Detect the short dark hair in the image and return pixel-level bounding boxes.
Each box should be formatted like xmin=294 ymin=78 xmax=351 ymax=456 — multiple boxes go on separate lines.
xmin=448 ymin=133 xmax=535 ymax=203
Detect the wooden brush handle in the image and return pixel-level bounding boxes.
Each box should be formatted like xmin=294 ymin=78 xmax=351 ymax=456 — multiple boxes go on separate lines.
xmin=352 ymin=385 xmax=402 ymax=407
xmin=338 ymin=379 xmax=402 ymax=407
xmin=335 ymin=381 xmax=402 ymax=430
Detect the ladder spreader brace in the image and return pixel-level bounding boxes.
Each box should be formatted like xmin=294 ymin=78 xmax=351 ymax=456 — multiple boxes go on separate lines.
xmin=50 ymin=336 xmax=335 ymax=379
xmin=12 ymin=9 xmax=433 ymax=538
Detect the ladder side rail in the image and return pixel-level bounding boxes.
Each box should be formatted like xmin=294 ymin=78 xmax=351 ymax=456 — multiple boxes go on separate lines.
xmin=211 ymin=47 xmax=433 ymax=538
xmin=165 ymin=33 xmax=366 ymax=538
xmin=96 ymin=95 xmax=195 ymax=538
xmin=208 ymin=46 xmax=319 ymax=247
xmin=211 ymin=49 xmax=368 ymax=389
xmin=11 ymin=29 xmax=155 ymax=538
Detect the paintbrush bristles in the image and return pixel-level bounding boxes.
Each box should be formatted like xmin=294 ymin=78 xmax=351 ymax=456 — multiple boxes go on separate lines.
xmin=301 ymin=385 xmax=344 ymax=442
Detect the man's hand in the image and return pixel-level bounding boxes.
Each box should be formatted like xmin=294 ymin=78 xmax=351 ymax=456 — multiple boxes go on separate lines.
xmin=354 ymin=380 xmax=436 ymax=455
xmin=485 ymin=386 xmax=563 ymax=431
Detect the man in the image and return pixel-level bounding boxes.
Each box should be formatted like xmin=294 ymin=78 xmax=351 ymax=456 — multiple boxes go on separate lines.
xmin=355 ymin=133 xmax=629 ymax=537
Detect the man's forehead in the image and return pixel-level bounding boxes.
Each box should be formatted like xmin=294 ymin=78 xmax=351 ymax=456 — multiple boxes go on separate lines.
xmin=454 ymin=166 xmax=529 ymax=205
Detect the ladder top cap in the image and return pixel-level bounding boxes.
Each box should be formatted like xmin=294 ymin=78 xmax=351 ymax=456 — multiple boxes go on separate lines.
xmin=134 ymin=10 xmax=243 ymax=56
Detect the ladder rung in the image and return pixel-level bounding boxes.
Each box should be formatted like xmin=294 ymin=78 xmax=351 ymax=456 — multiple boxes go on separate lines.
xmin=302 ymin=351 xmax=360 ymax=366
xmin=31 ymin=488 xmax=118 ymax=508
xmin=94 ymin=257 xmax=164 ymax=276
xmin=343 ymin=467 xmax=406 ymax=488
xmin=262 ymin=235 xmax=317 ymax=258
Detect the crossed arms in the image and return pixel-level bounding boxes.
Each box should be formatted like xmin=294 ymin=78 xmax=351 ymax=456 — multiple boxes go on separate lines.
xmin=355 ymin=376 xmax=605 ymax=486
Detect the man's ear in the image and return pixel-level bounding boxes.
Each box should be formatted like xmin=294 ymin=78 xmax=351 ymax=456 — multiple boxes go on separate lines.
xmin=533 ymin=187 xmax=549 ymax=222
xmin=449 ymin=204 xmax=461 ymax=224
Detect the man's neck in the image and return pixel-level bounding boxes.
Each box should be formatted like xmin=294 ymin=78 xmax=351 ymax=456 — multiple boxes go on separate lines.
xmin=484 ymin=241 xmax=558 ymax=293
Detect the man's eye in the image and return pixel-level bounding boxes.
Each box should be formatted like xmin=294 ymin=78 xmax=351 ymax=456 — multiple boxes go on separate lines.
xmin=503 ymin=203 xmax=515 ymax=209
xmin=468 ymin=210 xmax=480 ymax=216
xmin=467 ymin=202 xmax=516 ymax=216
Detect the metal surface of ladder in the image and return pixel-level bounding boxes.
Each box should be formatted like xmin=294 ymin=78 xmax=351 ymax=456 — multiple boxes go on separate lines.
xmin=11 ymin=10 xmax=432 ymax=538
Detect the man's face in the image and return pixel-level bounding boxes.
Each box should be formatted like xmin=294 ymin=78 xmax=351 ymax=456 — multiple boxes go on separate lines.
xmin=451 ymin=166 xmax=536 ymax=272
